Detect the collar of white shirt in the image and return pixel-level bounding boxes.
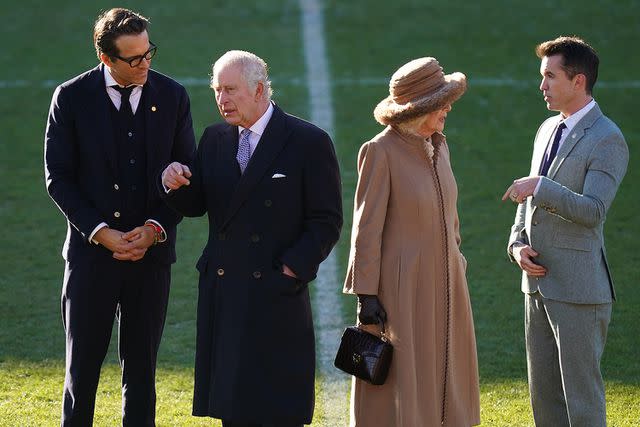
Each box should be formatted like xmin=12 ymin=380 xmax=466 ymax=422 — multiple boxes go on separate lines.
xmin=103 ymin=66 xmax=143 ymax=113
xmin=238 ymin=102 xmax=274 ymax=139
xmin=560 ymin=98 xmax=596 ymax=133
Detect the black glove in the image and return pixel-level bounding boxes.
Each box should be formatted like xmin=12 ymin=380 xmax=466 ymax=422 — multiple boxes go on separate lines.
xmin=357 ymin=294 xmax=387 ymax=325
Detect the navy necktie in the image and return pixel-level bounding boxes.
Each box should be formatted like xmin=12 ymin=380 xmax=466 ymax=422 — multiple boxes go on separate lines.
xmin=113 ymin=85 xmax=134 ymax=118
xmin=539 ymin=122 xmax=566 ymax=176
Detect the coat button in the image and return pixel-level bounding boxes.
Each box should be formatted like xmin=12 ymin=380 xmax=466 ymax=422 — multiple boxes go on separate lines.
xmin=250 ymin=234 xmax=260 ymax=242
xmin=532 ymin=221 xmax=538 ymax=226
xmin=114 ymin=211 xmax=121 ymax=218
xmin=252 ymin=271 xmax=262 ymax=279
xmin=264 ymin=199 xmax=272 ymax=207
xmin=217 ymin=268 xmax=225 ymax=276
xmin=218 ymin=232 xmax=226 ymax=240
xmin=114 ymin=184 xmax=119 ymax=190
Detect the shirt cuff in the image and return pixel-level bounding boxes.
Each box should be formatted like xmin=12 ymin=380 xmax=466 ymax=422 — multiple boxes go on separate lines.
xmin=89 ymin=222 xmax=109 ymax=244
xmin=145 ymin=219 xmax=167 ymax=243
xmin=533 ymin=177 xmax=543 ymax=196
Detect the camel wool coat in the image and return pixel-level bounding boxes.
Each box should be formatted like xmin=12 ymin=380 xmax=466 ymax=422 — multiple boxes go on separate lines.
xmin=344 ymin=126 xmax=480 ymax=427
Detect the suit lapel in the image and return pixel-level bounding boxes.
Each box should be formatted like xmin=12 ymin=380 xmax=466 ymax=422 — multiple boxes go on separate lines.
xmin=531 ymin=116 xmax=561 ymax=175
xmin=222 ymin=105 xmax=291 ymax=228
xmin=548 ymin=104 xmax=603 ymax=179
xmin=142 ymin=74 xmax=159 ymax=180
xmin=94 ymin=64 xmax=118 ymax=177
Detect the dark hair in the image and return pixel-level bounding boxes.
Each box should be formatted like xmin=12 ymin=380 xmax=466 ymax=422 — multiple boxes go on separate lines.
xmin=535 ymin=36 xmax=599 ymax=94
xmin=93 ymin=8 xmax=149 ymax=60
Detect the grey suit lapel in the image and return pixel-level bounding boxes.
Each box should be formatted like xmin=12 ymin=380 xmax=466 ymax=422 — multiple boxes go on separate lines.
xmin=548 ymin=104 xmax=603 ymax=179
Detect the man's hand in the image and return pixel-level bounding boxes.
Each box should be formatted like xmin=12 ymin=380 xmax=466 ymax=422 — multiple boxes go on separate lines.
xmin=93 ymin=227 xmax=130 ymax=255
xmin=357 ymin=295 xmax=387 ymax=325
xmin=512 ymin=243 xmax=547 ymax=277
xmin=162 ymin=162 xmax=192 ymax=190
xmin=116 ymin=225 xmax=157 ymax=261
xmin=502 ymin=176 xmax=541 ymax=204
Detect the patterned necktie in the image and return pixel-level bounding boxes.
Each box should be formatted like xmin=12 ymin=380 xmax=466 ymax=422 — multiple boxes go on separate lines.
xmin=113 ymin=85 xmax=134 ymax=118
xmin=539 ymin=122 xmax=566 ymax=176
xmin=237 ymin=129 xmax=252 ymax=173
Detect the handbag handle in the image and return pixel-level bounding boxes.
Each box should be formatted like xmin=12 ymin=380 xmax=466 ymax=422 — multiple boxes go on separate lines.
xmin=377 ymin=315 xmax=389 ymax=342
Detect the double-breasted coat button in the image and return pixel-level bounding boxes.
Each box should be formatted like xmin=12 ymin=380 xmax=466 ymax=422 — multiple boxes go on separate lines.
xmin=113 ymin=211 xmax=121 ymax=218
xmin=251 ymin=234 xmax=260 ymax=242
xmin=264 ymin=199 xmax=272 ymax=207
xmin=252 ymin=271 xmax=262 ymax=279
xmin=217 ymin=268 xmax=225 ymax=276
xmin=113 ymin=184 xmax=119 ymax=190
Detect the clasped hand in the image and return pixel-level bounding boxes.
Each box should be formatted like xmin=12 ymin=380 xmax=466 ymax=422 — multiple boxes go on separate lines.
xmin=162 ymin=162 xmax=192 ymax=190
xmin=94 ymin=226 xmax=156 ymax=261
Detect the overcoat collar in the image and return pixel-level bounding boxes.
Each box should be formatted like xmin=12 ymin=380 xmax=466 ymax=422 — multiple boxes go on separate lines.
xmin=222 ymin=103 xmax=292 ymax=228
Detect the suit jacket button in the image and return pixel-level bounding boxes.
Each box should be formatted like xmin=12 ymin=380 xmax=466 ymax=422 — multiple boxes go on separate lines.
xmin=218 ymin=233 xmax=226 ymax=240
xmin=217 ymin=268 xmax=224 ymax=276
xmin=252 ymin=271 xmax=262 ymax=279
xmin=114 ymin=211 xmax=121 ymax=218
xmin=264 ymin=199 xmax=272 ymax=207
xmin=251 ymin=234 xmax=260 ymax=242
xmin=114 ymin=184 xmax=119 ymax=190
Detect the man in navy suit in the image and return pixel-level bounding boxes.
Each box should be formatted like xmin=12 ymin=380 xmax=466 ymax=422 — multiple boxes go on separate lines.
xmin=160 ymin=50 xmax=342 ymax=427
xmin=44 ymin=8 xmax=195 ymax=426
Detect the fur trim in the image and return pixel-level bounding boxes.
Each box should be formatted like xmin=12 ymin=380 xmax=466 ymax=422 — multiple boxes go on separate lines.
xmin=374 ymin=72 xmax=466 ymax=125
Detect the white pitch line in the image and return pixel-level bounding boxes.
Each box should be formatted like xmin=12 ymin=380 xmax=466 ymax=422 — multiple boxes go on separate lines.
xmin=299 ymin=0 xmax=350 ymax=425
xmin=3 ymin=77 xmax=640 ymax=89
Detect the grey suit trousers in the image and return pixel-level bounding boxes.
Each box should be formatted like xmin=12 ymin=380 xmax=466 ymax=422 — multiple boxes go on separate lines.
xmin=525 ymin=292 xmax=611 ymax=427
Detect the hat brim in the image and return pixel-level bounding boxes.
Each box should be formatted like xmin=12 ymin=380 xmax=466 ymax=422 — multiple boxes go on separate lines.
xmin=374 ymin=72 xmax=467 ymax=125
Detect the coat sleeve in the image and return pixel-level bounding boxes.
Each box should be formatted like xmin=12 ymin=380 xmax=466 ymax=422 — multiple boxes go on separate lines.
xmin=533 ymin=131 xmax=628 ymax=228
xmin=148 ymin=85 xmax=196 ymax=228
xmin=44 ymin=85 xmax=103 ymax=240
xmin=159 ymin=126 xmax=208 ymax=218
xmin=280 ymin=130 xmax=343 ymax=283
xmin=343 ymin=141 xmax=390 ymax=295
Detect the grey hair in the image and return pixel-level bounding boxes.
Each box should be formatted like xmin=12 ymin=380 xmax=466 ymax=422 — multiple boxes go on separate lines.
xmin=210 ymin=50 xmax=273 ymax=100
xmin=396 ymin=114 xmax=428 ymax=137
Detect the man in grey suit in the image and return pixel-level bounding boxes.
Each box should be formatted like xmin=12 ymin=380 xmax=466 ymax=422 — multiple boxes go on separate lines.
xmin=502 ymin=36 xmax=628 ymax=426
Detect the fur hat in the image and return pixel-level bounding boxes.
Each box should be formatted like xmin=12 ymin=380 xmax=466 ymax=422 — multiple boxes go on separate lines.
xmin=374 ymin=57 xmax=467 ymax=125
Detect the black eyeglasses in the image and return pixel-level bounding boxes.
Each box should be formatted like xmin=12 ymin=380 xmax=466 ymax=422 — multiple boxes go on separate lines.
xmin=113 ymin=43 xmax=157 ymax=68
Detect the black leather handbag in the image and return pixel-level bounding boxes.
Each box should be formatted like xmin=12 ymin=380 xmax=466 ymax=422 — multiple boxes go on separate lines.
xmin=334 ymin=322 xmax=393 ymax=385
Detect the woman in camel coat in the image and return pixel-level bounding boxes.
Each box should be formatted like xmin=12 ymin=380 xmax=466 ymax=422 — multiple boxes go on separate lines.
xmin=343 ymin=57 xmax=480 ymax=426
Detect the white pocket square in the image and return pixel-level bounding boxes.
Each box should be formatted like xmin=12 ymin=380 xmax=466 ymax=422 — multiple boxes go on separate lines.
xmin=272 ymin=173 xmax=286 ymax=178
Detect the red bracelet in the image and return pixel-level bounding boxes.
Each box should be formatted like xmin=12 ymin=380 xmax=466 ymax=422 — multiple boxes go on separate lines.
xmin=145 ymin=223 xmax=160 ymax=245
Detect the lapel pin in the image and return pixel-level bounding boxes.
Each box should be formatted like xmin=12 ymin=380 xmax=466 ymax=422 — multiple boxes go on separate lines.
xmin=151 ymin=106 xmax=157 ymax=112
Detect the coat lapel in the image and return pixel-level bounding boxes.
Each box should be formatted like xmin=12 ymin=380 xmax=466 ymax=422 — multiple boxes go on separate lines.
xmin=222 ymin=105 xmax=292 ymax=228
xmin=548 ymin=104 xmax=603 ymax=179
